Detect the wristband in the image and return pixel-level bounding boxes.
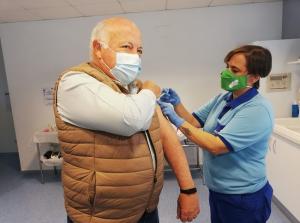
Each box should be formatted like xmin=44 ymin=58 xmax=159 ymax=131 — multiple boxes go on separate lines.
xmin=180 ymin=187 xmax=197 ymax=195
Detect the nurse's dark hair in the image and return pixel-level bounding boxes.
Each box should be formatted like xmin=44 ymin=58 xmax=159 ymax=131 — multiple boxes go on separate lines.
xmin=224 ymin=45 xmax=272 ymax=89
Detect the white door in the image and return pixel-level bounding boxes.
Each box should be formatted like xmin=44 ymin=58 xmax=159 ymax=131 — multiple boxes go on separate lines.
xmin=0 ymin=40 xmax=17 ymax=153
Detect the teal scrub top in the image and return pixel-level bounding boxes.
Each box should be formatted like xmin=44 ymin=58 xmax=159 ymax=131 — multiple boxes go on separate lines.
xmin=193 ymin=88 xmax=274 ymax=194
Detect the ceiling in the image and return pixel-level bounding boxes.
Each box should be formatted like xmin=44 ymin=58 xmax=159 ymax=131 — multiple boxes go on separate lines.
xmin=0 ymin=0 xmax=280 ymax=24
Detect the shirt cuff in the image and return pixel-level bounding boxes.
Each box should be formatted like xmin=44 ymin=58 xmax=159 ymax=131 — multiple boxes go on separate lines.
xmin=192 ymin=113 xmax=205 ymax=127
xmin=217 ymin=134 xmax=234 ymax=152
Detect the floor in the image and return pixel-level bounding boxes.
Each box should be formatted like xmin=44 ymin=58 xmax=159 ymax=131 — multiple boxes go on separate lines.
xmin=0 ymin=153 xmax=292 ymax=223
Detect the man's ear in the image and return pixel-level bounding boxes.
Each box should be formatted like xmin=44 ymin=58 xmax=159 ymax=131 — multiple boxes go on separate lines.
xmin=93 ymin=40 xmax=102 ymax=59
xmin=93 ymin=40 xmax=101 ymax=49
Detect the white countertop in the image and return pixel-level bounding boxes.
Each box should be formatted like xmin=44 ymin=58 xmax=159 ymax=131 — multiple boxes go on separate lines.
xmin=273 ymin=118 xmax=300 ymax=145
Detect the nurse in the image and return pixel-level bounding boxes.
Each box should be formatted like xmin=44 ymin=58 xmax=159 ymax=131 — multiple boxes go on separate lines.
xmin=158 ymin=45 xmax=274 ymax=223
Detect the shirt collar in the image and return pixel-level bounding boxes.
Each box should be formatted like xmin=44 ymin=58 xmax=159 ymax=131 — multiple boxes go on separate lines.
xmin=225 ymin=88 xmax=258 ymax=109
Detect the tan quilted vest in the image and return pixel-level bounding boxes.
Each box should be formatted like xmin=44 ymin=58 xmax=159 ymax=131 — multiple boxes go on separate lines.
xmin=53 ymin=63 xmax=164 ymax=223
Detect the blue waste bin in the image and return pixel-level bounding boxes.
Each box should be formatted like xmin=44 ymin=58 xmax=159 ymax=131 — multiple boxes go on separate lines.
xmin=292 ymin=103 xmax=299 ymax=117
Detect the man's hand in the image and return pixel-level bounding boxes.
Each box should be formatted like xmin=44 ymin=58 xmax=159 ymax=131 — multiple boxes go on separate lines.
xmin=177 ymin=193 xmax=200 ymax=222
xmin=157 ymin=101 xmax=184 ymax=128
xmin=142 ymin=80 xmax=161 ymax=98
xmin=160 ymin=88 xmax=181 ymax=106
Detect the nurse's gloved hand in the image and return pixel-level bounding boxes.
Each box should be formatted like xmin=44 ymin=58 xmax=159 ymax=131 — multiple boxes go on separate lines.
xmin=157 ymin=101 xmax=184 ymax=128
xmin=159 ymin=88 xmax=181 ymax=106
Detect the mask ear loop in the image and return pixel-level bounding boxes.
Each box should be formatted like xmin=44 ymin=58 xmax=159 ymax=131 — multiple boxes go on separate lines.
xmin=98 ymin=41 xmax=111 ymax=70
xmin=246 ymin=74 xmax=260 ymax=88
xmin=246 ymin=75 xmax=251 ymax=88
xmin=96 ymin=41 xmax=120 ymax=82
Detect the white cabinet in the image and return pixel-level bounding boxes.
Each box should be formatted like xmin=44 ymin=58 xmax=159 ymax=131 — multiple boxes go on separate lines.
xmin=267 ymin=133 xmax=300 ymax=221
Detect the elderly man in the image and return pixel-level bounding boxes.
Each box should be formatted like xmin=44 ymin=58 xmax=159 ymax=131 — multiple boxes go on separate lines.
xmin=53 ymin=17 xmax=200 ymax=223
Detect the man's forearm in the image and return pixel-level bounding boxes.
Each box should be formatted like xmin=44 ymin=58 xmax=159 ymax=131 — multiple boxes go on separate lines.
xmin=163 ymin=134 xmax=195 ymax=189
xmin=156 ymin=107 xmax=195 ymax=189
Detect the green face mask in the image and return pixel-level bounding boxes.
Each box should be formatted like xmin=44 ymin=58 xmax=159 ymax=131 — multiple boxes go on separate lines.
xmin=220 ymin=69 xmax=248 ymax=92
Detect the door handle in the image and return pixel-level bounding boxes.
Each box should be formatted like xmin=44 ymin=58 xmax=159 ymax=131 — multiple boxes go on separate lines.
xmin=4 ymin=92 xmax=11 ymax=112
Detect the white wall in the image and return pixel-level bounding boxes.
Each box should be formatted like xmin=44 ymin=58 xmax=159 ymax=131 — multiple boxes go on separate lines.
xmin=0 ymin=2 xmax=283 ymax=170
xmin=255 ymin=39 xmax=300 ymax=118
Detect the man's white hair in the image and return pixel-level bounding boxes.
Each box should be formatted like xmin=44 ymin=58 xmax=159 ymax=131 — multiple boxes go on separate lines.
xmin=89 ymin=21 xmax=110 ymax=59
xmin=89 ymin=17 xmax=140 ymax=59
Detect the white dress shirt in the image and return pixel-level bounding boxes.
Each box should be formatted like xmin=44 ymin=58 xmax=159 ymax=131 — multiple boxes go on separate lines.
xmin=57 ymin=71 xmax=156 ymax=137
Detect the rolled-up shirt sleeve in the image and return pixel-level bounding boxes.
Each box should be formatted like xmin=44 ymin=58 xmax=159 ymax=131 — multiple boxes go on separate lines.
xmin=57 ymin=72 xmax=156 ymax=136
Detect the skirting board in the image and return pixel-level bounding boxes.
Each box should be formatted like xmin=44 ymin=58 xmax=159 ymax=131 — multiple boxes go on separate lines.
xmin=272 ymin=195 xmax=300 ymax=223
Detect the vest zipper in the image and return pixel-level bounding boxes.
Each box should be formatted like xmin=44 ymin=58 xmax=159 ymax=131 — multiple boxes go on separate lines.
xmin=144 ymin=130 xmax=158 ymax=211
xmin=90 ymin=137 xmax=96 ymax=218
xmin=144 ymin=130 xmax=157 ymax=172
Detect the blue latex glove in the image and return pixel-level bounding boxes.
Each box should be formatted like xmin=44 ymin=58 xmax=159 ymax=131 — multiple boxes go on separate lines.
xmin=157 ymin=101 xmax=184 ymax=128
xmin=159 ymin=88 xmax=181 ymax=106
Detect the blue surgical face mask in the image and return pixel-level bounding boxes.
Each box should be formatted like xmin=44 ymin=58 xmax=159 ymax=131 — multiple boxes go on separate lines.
xmin=110 ymin=52 xmax=141 ymax=85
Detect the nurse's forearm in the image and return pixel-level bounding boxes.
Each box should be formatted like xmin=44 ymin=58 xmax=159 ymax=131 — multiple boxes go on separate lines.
xmin=179 ymin=122 xmax=229 ymax=155
xmin=175 ymin=103 xmax=201 ymax=128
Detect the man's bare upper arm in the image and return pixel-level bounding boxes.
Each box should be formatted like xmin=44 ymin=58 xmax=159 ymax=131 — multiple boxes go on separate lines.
xmin=156 ymin=106 xmax=181 ymax=145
